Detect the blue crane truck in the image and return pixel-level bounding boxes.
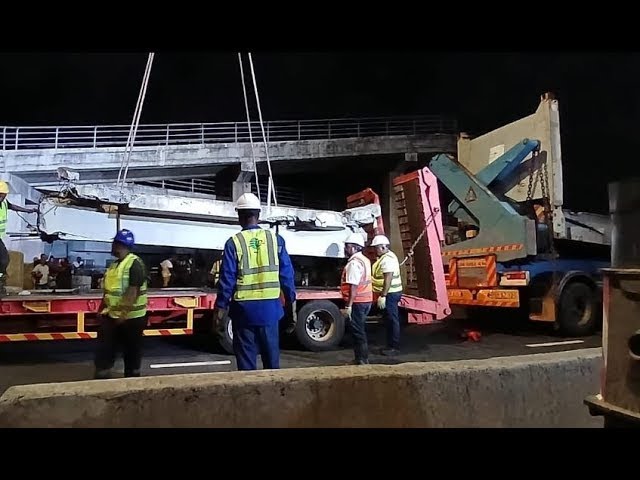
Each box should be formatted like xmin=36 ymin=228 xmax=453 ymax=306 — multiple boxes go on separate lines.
xmin=427 ymin=92 xmax=610 ymax=336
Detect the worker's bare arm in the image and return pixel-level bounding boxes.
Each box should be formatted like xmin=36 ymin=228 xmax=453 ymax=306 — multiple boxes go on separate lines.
xmin=347 ymin=284 xmax=358 ymax=308
xmin=381 ymin=272 xmax=393 ymax=297
xmin=7 ymin=201 xmax=37 ymax=214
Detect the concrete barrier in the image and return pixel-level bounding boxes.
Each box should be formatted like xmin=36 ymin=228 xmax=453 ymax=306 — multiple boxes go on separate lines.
xmin=0 ymin=348 xmax=602 ymax=428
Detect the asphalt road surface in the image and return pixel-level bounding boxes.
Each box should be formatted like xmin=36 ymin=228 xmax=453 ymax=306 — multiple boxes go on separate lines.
xmin=0 ymin=317 xmax=601 ymax=396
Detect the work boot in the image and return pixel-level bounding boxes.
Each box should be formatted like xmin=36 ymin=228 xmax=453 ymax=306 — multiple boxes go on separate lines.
xmin=352 ymin=359 xmax=370 ymax=365
xmin=381 ymin=348 xmax=399 ymax=357
xmin=94 ymin=369 xmax=112 ymax=380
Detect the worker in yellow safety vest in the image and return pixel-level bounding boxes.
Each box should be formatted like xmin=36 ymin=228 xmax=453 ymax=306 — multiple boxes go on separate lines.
xmin=94 ymin=229 xmax=148 ymax=379
xmin=371 ymin=234 xmax=403 ymax=356
xmin=341 ymin=232 xmax=373 ymax=365
xmin=208 ymin=252 xmax=223 ymax=287
xmin=213 ymin=193 xmax=296 ymax=371
xmin=0 ymin=181 xmax=38 ymax=296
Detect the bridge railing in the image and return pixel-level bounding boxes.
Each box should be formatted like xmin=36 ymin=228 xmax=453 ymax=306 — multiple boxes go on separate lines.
xmin=0 ymin=115 xmax=457 ymax=151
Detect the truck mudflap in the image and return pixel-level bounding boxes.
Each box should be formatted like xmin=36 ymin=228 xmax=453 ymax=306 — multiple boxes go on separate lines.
xmin=393 ymin=167 xmax=450 ymax=323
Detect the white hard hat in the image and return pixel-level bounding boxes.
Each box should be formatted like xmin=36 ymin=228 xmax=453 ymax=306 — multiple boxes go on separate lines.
xmin=371 ymin=235 xmax=390 ymax=247
xmin=235 ymin=193 xmax=261 ymax=211
xmin=344 ymin=232 xmax=366 ymax=248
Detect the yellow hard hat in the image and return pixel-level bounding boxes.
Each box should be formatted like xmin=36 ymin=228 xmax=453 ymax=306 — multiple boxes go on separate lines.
xmin=0 ymin=182 xmax=9 ymax=194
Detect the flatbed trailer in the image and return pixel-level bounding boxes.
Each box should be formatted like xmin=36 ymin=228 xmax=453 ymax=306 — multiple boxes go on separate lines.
xmin=0 ymin=167 xmax=451 ymax=353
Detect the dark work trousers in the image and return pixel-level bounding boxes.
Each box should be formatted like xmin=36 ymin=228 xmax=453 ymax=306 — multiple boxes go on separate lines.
xmin=350 ymin=302 xmax=372 ymax=362
xmin=233 ymin=322 xmax=280 ymax=371
xmin=94 ymin=314 xmax=147 ymax=377
xmin=0 ymin=238 xmax=8 ymax=276
xmin=383 ymin=292 xmax=402 ymax=350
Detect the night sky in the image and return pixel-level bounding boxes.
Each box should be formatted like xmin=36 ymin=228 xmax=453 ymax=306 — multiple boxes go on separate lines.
xmin=0 ymin=51 xmax=636 ymax=213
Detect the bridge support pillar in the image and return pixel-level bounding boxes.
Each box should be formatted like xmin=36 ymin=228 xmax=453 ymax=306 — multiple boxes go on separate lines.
xmin=232 ymin=161 xmax=255 ymax=202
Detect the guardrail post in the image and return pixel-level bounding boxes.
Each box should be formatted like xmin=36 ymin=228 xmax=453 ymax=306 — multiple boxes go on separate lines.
xmin=357 ymin=121 xmax=360 ymax=137
xmin=14 ymin=128 xmax=19 ymax=150
xmin=54 ymin=128 xmax=59 ymax=149
xmin=201 ymin=124 xmax=205 ymax=145
xmin=297 ymin=121 xmax=301 ymax=140
xmin=234 ymin=123 xmax=238 ymax=143
xmin=165 ymin=125 xmax=170 ymax=146
xmin=267 ymin=123 xmax=270 ymax=142
xmin=328 ymin=121 xmax=331 ymax=139
xmin=2 ymin=128 xmax=5 ymax=150
xmin=93 ymin=126 xmax=98 ymax=148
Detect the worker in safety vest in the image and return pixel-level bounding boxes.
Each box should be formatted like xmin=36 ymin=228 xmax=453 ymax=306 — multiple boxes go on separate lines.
xmin=371 ymin=234 xmax=403 ymax=356
xmin=0 ymin=181 xmax=38 ymax=296
xmin=341 ymin=232 xmax=373 ymax=365
xmin=94 ymin=229 xmax=148 ymax=379
xmin=208 ymin=252 xmax=223 ymax=287
xmin=213 ymin=193 xmax=296 ymax=371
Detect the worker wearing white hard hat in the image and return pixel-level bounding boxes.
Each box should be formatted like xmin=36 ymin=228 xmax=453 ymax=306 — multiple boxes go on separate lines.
xmin=371 ymin=234 xmax=403 ymax=356
xmin=213 ymin=192 xmax=296 ymax=371
xmin=341 ymin=231 xmax=373 ymax=365
xmin=0 ymin=181 xmax=38 ymax=297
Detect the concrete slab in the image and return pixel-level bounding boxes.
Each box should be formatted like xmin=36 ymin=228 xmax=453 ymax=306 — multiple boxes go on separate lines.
xmin=0 ymin=348 xmax=602 ymax=428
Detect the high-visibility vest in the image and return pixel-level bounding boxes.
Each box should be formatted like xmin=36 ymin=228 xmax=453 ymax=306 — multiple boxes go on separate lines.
xmin=103 ymin=253 xmax=148 ymax=319
xmin=0 ymin=200 xmax=7 ymax=236
xmin=231 ymin=228 xmax=281 ymax=301
xmin=340 ymin=252 xmax=373 ymax=303
xmin=372 ymin=251 xmax=403 ymax=294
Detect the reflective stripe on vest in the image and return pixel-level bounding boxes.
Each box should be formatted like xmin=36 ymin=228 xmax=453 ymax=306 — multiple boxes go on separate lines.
xmin=0 ymin=200 xmax=7 ymax=236
xmin=340 ymin=252 xmax=373 ymax=303
xmin=103 ymin=253 xmax=148 ymax=319
xmin=372 ymin=251 xmax=403 ymax=294
xmin=231 ymin=228 xmax=281 ymax=301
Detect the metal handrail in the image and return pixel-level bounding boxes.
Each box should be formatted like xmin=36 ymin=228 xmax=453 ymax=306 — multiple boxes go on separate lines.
xmin=0 ymin=115 xmax=457 ymax=151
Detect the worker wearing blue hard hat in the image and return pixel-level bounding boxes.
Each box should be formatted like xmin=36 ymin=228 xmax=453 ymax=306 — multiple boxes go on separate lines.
xmin=213 ymin=192 xmax=297 ymax=371
xmin=94 ymin=228 xmax=149 ymax=379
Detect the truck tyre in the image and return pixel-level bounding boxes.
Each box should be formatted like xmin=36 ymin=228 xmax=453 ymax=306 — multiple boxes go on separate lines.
xmin=558 ymin=281 xmax=598 ymax=337
xmin=218 ymin=314 xmax=235 ymax=355
xmin=295 ymin=300 xmax=345 ymax=351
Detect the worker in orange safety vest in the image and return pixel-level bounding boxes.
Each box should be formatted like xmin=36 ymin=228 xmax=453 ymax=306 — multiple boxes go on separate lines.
xmin=340 ymin=232 xmax=373 ymax=365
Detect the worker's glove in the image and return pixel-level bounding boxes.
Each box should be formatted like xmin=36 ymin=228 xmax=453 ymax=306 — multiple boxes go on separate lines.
xmin=213 ymin=307 xmax=228 ymax=333
xmin=341 ymin=306 xmax=352 ymax=320
xmin=284 ymin=300 xmax=297 ymax=335
xmin=377 ymin=296 xmax=387 ymax=310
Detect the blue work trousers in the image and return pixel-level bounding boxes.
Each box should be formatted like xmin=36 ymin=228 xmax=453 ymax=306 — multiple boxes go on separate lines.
xmin=383 ymin=292 xmax=402 ymax=350
xmin=233 ymin=322 xmax=280 ymax=371
xmin=350 ymin=302 xmax=372 ymax=362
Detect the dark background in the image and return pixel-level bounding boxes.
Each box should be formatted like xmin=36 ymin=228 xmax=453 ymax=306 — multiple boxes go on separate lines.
xmin=0 ymin=51 xmax=635 ymax=213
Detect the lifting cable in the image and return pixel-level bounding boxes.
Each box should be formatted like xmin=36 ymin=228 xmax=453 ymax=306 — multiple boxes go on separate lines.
xmin=247 ymin=52 xmax=277 ymax=208
xmin=237 ymin=53 xmax=261 ymax=202
xmin=117 ymin=52 xmax=155 ymax=189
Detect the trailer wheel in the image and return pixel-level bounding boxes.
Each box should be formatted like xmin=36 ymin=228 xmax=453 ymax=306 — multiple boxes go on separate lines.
xmin=295 ymin=300 xmax=345 ymax=351
xmin=558 ymin=281 xmax=598 ymax=337
xmin=217 ymin=314 xmax=235 ymax=355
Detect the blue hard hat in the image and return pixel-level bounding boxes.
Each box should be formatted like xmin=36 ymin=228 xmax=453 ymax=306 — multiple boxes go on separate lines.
xmin=113 ymin=229 xmax=135 ymax=248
